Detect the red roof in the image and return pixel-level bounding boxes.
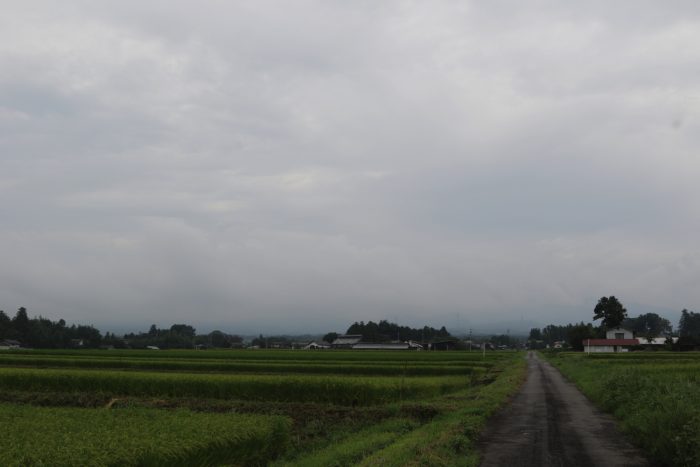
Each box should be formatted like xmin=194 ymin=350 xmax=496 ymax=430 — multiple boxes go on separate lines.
xmin=582 ymin=339 xmax=639 ymax=346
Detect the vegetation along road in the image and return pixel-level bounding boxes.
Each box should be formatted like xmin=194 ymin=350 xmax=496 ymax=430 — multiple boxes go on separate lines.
xmin=478 ymin=352 xmax=649 ymax=467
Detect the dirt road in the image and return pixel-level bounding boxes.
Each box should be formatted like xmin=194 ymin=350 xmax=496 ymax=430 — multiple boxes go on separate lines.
xmin=478 ymin=352 xmax=649 ymax=467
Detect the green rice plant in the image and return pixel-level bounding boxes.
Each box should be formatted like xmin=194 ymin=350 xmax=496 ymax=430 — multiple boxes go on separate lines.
xmin=0 ymin=367 xmax=472 ymax=405
xmin=1 ymin=348 xmax=515 ymax=364
xmin=0 ymin=353 xmax=487 ymax=376
xmin=0 ymin=403 xmax=291 ymax=466
xmin=273 ymin=418 xmax=419 ymax=467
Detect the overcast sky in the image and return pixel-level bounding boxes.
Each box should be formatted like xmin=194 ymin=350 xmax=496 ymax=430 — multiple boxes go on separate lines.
xmin=2 ymin=1 xmax=700 ymax=334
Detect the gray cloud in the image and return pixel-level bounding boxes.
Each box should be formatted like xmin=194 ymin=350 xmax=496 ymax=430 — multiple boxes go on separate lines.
xmin=2 ymin=1 xmax=700 ymax=334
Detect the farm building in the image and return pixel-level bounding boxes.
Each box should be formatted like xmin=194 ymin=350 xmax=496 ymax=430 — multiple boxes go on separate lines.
xmin=352 ymin=341 xmax=423 ymax=350
xmin=0 ymin=339 xmax=21 ymax=350
xmin=583 ymin=339 xmax=639 ymax=352
xmin=303 ymin=341 xmax=330 ymax=350
xmin=636 ymin=337 xmax=677 ymax=346
xmin=582 ymin=328 xmax=638 ymax=352
xmin=330 ymin=334 xmax=363 ymax=349
xmin=329 ymin=335 xmax=426 ymax=350
xmin=352 ymin=343 xmax=410 ymax=350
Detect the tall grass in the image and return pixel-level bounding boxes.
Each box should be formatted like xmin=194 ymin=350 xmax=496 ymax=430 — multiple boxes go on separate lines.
xmin=547 ymin=352 xmax=700 ymax=467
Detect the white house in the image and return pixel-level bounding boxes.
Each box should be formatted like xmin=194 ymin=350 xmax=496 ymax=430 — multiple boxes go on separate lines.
xmin=583 ymin=328 xmax=638 ymax=353
xmin=606 ymin=327 xmax=634 ymax=340
xmin=0 ymin=339 xmax=21 ymax=350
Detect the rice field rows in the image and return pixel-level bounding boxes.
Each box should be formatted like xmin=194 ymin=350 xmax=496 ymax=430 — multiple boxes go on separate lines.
xmin=0 ymin=353 xmax=489 ymax=376
xmin=545 ymin=351 xmax=700 ymax=467
xmin=0 ymin=348 xmax=526 ymax=466
xmin=0 ymin=404 xmax=290 ymax=467
xmin=0 ymin=367 xmax=474 ymax=404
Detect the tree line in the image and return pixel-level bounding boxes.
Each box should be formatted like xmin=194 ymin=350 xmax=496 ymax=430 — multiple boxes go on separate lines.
xmin=342 ymin=320 xmax=453 ymax=343
xmin=0 ymin=307 xmax=243 ymax=349
xmin=0 ymin=307 xmax=102 ymax=348
xmin=118 ymin=324 xmax=243 ymax=349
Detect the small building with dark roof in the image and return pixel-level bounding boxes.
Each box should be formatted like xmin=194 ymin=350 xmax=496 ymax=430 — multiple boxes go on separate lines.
xmin=0 ymin=339 xmax=21 ymax=349
xmin=331 ymin=334 xmax=363 ymax=349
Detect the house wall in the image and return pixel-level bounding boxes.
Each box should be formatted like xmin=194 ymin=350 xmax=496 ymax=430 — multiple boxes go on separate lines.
xmin=584 ymin=344 xmax=615 ymax=352
xmin=584 ymin=344 xmax=633 ymax=353
xmin=605 ymin=328 xmax=633 ymax=339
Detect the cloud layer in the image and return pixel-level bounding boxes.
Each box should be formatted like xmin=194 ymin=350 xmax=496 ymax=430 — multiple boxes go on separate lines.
xmin=2 ymin=1 xmax=700 ymax=333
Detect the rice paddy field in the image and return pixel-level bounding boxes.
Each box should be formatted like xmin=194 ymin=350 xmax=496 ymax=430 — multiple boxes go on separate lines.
xmin=0 ymin=348 xmax=526 ymax=466
xmin=545 ymin=351 xmax=700 ymax=467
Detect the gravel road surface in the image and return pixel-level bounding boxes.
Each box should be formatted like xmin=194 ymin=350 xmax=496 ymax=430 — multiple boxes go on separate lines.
xmin=478 ymin=351 xmax=649 ymax=467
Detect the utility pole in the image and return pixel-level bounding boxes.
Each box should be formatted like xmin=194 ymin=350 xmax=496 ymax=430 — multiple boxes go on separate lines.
xmin=469 ymin=328 xmax=472 ymax=352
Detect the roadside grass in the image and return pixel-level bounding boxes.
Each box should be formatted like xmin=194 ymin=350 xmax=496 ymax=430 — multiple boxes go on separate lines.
xmin=273 ymin=418 xmax=419 ymax=467
xmin=545 ymin=351 xmax=700 ymax=467
xmin=356 ymin=357 xmax=526 ymax=467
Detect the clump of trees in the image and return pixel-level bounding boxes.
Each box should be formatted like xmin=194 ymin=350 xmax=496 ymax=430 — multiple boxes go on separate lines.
xmin=489 ymin=334 xmax=519 ymax=348
xmin=678 ymin=309 xmax=700 ymax=346
xmin=528 ymin=322 xmax=600 ymax=351
xmin=344 ymin=320 xmax=452 ymax=343
xmin=249 ymin=334 xmax=295 ymax=348
xmin=322 ymin=332 xmax=339 ymax=344
xmin=623 ymin=313 xmax=672 ymax=343
xmin=123 ymin=325 xmax=243 ymax=349
xmin=593 ymin=296 xmax=628 ymax=329
xmin=0 ymin=307 xmax=102 ymax=348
